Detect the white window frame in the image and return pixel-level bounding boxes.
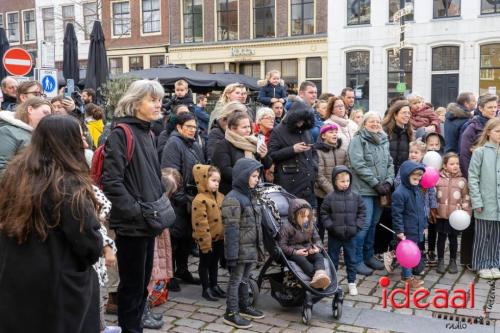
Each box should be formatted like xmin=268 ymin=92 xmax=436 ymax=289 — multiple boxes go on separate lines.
xmin=82 ymin=2 xmax=98 ymax=40
xmin=6 ymin=11 xmax=20 ymax=44
xmin=181 ymin=0 xmax=204 ymax=43
xmin=61 ymin=4 xmax=75 ymax=31
xmin=41 ymin=7 xmax=55 ymax=43
xmin=289 ymin=0 xmax=315 ymax=36
xmin=111 ymin=0 xmax=132 ymax=38
xmin=140 ymin=0 xmax=162 ymax=36
xmin=251 ymin=0 xmax=276 ymax=39
xmin=215 ymin=0 xmax=239 ymax=41
xmin=22 ymin=9 xmax=36 ymax=44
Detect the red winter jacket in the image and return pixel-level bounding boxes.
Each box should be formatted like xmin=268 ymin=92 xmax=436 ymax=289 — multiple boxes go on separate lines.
xmin=410 ymin=105 xmax=441 ymax=134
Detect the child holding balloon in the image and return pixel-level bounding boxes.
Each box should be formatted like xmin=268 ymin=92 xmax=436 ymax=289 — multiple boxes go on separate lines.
xmin=468 ymin=118 xmax=500 ymax=280
xmin=392 ymin=160 xmax=427 ymax=289
xmin=435 ymin=152 xmax=471 ymax=274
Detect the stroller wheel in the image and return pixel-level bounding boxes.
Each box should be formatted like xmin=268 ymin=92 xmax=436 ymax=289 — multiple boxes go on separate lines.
xmin=301 ymin=305 xmax=312 ymax=325
xmin=245 ymin=278 xmax=259 ymax=307
xmin=332 ymin=297 xmax=343 ymax=320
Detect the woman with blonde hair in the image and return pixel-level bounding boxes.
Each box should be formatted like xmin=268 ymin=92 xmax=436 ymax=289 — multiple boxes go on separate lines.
xmin=257 ymin=69 xmax=287 ymax=106
xmin=0 ymin=97 xmax=52 ymax=174
xmin=208 ymin=83 xmax=245 ymax=130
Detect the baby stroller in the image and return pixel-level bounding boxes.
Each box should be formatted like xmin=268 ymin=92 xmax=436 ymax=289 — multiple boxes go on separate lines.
xmin=248 ymin=184 xmax=343 ymax=324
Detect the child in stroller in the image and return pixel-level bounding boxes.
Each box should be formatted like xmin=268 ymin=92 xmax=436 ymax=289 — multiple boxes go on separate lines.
xmin=278 ymin=199 xmax=331 ymax=290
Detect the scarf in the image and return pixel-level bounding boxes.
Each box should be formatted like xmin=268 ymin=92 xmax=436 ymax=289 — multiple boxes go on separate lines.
xmin=225 ymin=129 xmax=257 ymax=159
xmin=329 ymin=115 xmax=349 ymax=127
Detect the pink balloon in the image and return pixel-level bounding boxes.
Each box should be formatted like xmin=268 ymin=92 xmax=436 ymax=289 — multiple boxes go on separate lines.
xmin=420 ymin=166 xmax=439 ymax=189
xmin=396 ymin=239 xmax=421 ymax=268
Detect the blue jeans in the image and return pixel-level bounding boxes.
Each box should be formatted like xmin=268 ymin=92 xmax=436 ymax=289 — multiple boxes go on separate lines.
xmin=354 ymin=196 xmax=383 ymax=265
xmin=328 ymin=235 xmax=357 ymax=283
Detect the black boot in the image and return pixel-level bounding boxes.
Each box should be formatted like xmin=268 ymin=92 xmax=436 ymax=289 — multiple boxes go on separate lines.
xmin=210 ymin=285 xmax=226 ymax=298
xmin=223 ymin=311 xmax=252 ymax=329
xmin=175 ymin=270 xmax=201 ymax=285
xmin=202 ymin=288 xmax=218 ymax=301
xmin=167 ymin=277 xmax=181 ymax=292
xmin=437 ymin=259 xmax=446 ymax=274
xmin=448 ymin=259 xmax=458 ymax=274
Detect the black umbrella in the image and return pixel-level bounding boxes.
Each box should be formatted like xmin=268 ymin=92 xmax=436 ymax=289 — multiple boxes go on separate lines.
xmin=0 ymin=28 xmax=10 ymax=82
xmin=63 ymin=23 xmax=79 ymax=84
xmin=85 ymin=21 xmax=108 ymax=101
xmin=211 ymin=71 xmax=260 ymax=90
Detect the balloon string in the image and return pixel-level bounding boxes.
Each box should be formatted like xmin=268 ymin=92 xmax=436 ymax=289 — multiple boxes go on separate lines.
xmin=379 ymin=223 xmax=396 ymax=234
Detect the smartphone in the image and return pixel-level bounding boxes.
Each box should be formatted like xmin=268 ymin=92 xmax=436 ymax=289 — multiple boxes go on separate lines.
xmin=65 ymin=79 xmax=74 ymax=98
xmin=257 ymin=134 xmax=265 ymax=150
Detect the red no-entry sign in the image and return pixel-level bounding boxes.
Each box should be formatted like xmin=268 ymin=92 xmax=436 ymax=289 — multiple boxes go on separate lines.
xmin=3 ymin=47 xmax=33 ymax=76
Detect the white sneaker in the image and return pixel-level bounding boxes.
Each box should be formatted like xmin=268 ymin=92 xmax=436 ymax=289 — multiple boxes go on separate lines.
xmin=490 ymin=268 xmax=500 ymax=279
xmin=348 ymin=283 xmax=358 ymax=296
xmin=478 ymin=269 xmax=494 ymax=279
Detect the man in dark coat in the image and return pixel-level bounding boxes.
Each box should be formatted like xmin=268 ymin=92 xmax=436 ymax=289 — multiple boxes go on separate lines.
xmin=0 ymin=76 xmax=18 ymax=111
xmin=444 ymin=92 xmax=476 ymax=153
xmin=268 ymin=100 xmax=317 ymax=207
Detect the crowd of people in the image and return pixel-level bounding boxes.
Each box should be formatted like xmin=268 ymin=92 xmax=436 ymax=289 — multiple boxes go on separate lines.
xmin=0 ymin=70 xmax=499 ymax=333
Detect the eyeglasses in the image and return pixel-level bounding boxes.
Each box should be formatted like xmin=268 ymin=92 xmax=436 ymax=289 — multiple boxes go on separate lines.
xmin=182 ymin=125 xmax=197 ymax=131
xmin=334 ymin=104 xmax=345 ymax=109
xmin=26 ymin=91 xmax=45 ymax=97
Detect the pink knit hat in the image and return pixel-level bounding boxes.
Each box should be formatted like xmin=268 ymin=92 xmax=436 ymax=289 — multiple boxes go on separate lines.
xmin=320 ymin=124 xmax=338 ymax=135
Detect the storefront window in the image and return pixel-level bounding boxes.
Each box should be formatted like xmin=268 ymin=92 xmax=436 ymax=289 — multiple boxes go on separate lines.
xmin=196 ymin=63 xmax=225 ymax=73
xmin=432 ymin=46 xmax=459 ymax=71
xmin=389 ymin=0 xmax=413 ymax=22
xmin=479 ymin=44 xmax=500 ymax=96
xmin=109 ymin=58 xmax=123 ymax=75
xmin=150 ymin=55 xmax=165 ymax=68
xmin=129 ymin=56 xmax=143 ymax=71
xmin=265 ymin=59 xmax=298 ymax=93
xmin=433 ymin=0 xmax=460 ymax=18
xmin=481 ymin=0 xmax=500 ymax=14
xmin=291 ymin=0 xmax=314 ymax=36
xmin=184 ymin=0 xmax=203 ymax=42
xmin=306 ymin=57 xmax=322 ymax=95
xmin=240 ymin=62 xmax=261 ymax=79
xmin=217 ymin=0 xmax=238 ymax=41
xmin=387 ymin=49 xmax=413 ymax=101
xmin=347 ymin=0 xmax=370 ymax=25
xmin=346 ymin=51 xmax=370 ymax=110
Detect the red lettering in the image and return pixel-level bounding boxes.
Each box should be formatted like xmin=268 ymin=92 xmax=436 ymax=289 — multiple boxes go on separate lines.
xmin=450 ymin=290 xmax=467 ymax=308
xmin=432 ymin=289 xmax=449 ymax=308
xmin=390 ymin=282 xmax=410 ymax=308
xmin=470 ymin=282 xmax=475 ymax=308
xmin=413 ymin=289 xmax=430 ymax=308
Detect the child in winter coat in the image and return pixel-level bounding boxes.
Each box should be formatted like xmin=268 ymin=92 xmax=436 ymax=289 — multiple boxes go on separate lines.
xmin=392 ymin=160 xmax=427 ymax=289
xmin=192 ymin=164 xmax=226 ymax=301
xmin=85 ymin=103 xmax=105 ymax=149
xmin=279 ymin=198 xmax=331 ymax=289
xmin=314 ymin=124 xmax=347 ymax=240
xmin=258 ymin=70 xmax=287 ymax=106
xmin=321 ymin=166 xmax=365 ymax=296
xmin=408 ymin=94 xmax=441 ymax=136
xmin=222 ymin=158 xmax=265 ymax=329
xmin=435 ymin=153 xmax=471 ymax=274
xmin=468 ymin=118 xmax=500 ymax=280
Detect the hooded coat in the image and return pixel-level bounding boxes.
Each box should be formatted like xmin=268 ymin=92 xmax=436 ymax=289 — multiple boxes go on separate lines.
xmin=222 ymin=158 xmax=264 ymax=264
xmin=410 ymin=104 xmax=441 ymax=134
xmin=436 ymin=169 xmax=471 ymax=219
xmin=444 ymin=103 xmax=471 ymax=153
xmin=314 ymin=139 xmax=347 ymax=198
xmin=459 ymin=114 xmax=489 ymax=179
xmin=422 ymin=132 xmax=445 ymax=155
xmin=0 ymin=110 xmax=33 ymax=174
xmin=348 ymin=128 xmax=395 ymax=196
xmin=320 ymin=166 xmax=366 ymax=241
xmin=191 ymin=164 xmax=225 ymax=254
xmin=278 ymin=199 xmax=322 ymax=257
xmin=392 ymin=161 xmax=427 ymax=242
xmin=258 ymin=81 xmax=287 ymax=106
xmin=268 ymin=101 xmax=316 ymax=204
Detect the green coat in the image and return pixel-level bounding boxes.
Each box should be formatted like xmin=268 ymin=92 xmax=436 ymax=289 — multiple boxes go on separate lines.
xmin=468 ymin=142 xmax=500 ymax=221
xmin=0 ymin=111 xmax=32 ymax=174
xmin=348 ymin=128 xmax=395 ymax=196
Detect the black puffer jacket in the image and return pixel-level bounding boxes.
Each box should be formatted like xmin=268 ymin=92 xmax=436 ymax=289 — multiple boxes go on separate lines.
xmin=320 ymin=166 xmax=366 ymax=241
xmin=268 ymin=101 xmax=316 ymax=205
xmin=222 ymin=158 xmax=264 ymax=264
xmin=161 ymin=130 xmax=205 ymax=238
xmin=212 ymin=138 xmax=272 ymax=195
xmin=101 ymin=117 xmax=164 ymax=237
xmin=206 ymin=122 xmax=225 ymax=163
xmin=385 ymin=125 xmax=411 ymax=175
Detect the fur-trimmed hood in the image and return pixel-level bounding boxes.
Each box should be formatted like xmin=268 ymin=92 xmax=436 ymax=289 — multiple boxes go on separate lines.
xmin=283 ymin=101 xmax=315 ymax=133
xmin=446 ymin=103 xmax=471 ymax=120
xmin=0 ymin=111 xmax=33 ymax=132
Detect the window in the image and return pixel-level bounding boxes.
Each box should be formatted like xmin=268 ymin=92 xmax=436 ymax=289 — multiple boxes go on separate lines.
xmin=129 ymin=56 xmax=143 ymax=71
xmin=265 ymin=59 xmax=298 ymax=93
xmin=109 ymin=58 xmax=123 ymax=75
xmin=389 ymin=0 xmax=413 ymax=22
xmin=433 ymin=0 xmax=460 ymax=18
xmin=23 ymin=10 xmax=36 ymax=42
xmin=217 ymin=0 xmax=238 ymax=41
xmin=482 ymin=0 xmax=500 ymax=14
xmin=42 ymin=8 xmax=55 ymax=42
xmin=306 ymin=57 xmax=322 ymax=94
xmin=142 ymin=0 xmax=160 ymax=33
xmin=113 ymin=2 xmax=131 ymax=36
xmin=291 ymin=0 xmax=313 ymax=36
xmin=240 ymin=62 xmax=261 ymax=79
xmin=0 ymin=14 xmax=3 ymax=29
xmin=254 ymin=0 xmax=275 ymax=38
xmin=346 ymin=51 xmax=370 ymax=109
xmin=432 ymin=46 xmax=459 ymax=71
xmin=196 ymin=63 xmax=225 ymax=73
xmin=479 ymin=44 xmax=500 ymax=95
xmin=387 ymin=49 xmax=413 ymax=101
xmin=6 ymin=13 xmax=19 ymax=43
xmin=83 ymin=2 xmax=98 ymax=40
xmin=150 ymin=55 xmax=165 ymax=68
xmin=347 ymin=0 xmax=370 ymax=25
xmin=183 ymin=0 xmax=203 ymax=43
xmin=62 ymin=5 xmax=75 ymax=31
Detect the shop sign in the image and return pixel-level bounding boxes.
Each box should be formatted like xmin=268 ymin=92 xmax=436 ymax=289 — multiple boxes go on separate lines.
xmin=231 ymin=48 xmax=256 ymax=57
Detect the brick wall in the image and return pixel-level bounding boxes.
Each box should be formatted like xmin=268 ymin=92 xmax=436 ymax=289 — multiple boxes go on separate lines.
xmin=239 ymin=0 xmax=250 ymax=40
xmin=203 ymin=0 xmax=214 ymax=42
xmin=276 ymin=0 xmax=289 ymax=37
xmin=316 ymin=0 xmax=328 ymax=34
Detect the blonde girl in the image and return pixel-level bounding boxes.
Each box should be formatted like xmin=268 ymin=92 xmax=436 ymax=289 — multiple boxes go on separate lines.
xmin=349 ymin=109 xmax=364 ymax=127
xmin=468 ymin=118 xmax=500 ymax=279
xmin=258 ymin=69 xmax=287 ymax=106
xmin=208 ymin=83 xmax=245 ymax=130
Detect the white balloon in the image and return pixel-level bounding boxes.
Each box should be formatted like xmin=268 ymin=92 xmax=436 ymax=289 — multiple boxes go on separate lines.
xmin=449 ymin=210 xmax=471 ymax=231
xmin=422 ymin=151 xmax=443 ymax=169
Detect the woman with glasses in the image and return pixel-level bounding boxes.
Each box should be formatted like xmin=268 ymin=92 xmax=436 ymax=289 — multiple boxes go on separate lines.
xmin=161 ymin=112 xmax=205 ymax=287
xmin=325 ymin=96 xmax=358 ymax=150
xmin=0 ymin=97 xmax=52 ymax=175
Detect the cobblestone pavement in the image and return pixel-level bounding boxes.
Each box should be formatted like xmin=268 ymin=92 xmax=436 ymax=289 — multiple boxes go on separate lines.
xmin=106 ymin=239 xmax=500 ymax=332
